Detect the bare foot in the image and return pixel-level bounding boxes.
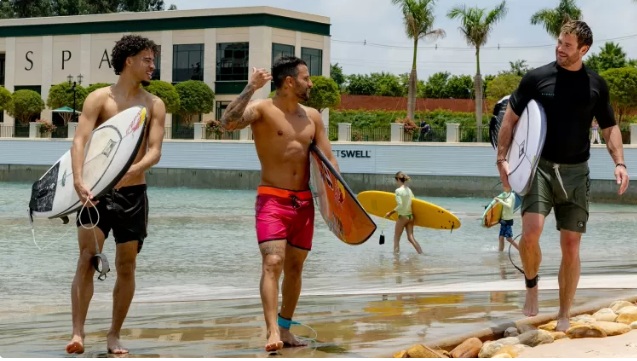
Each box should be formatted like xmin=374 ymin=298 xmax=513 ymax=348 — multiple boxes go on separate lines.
xmin=523 ymin=286 xmax=539 ymax=317
xmin=280 ymin=327 xmax=307 ymax=348
xmin=65 ymin=334 xmax=84 ymax=354
xmin=107 ymin=334 xmax=129 ymax=355
xmin=265 ymin=330 xmax=284 ymax=352
xmin=555 ymin=317 xmax=570 ymax=332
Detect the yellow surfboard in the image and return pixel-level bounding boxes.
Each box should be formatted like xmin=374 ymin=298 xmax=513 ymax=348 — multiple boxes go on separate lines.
xmin=482 ymin=191 xmax=522 ymax=228
xmin=357 ymin=190 xmax=461 ymax=230
xmin=482 ymin=199 xmax=503 ymax=228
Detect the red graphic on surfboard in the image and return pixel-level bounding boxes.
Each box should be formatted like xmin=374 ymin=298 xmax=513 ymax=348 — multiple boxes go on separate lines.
xmin=309 ymin=144 xmax=376 ymax=245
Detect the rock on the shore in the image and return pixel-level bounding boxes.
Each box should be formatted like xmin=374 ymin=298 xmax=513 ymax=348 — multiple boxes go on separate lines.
xmin=517 ymin=329 xmax=554 ymax=347
xmin=593 ymin=308 xmax=618 ymax=322
xmin=539 ymin=320 xmax=586 ymax=332
xmin=491 ymin=344 xmax=531 ymax=358
xmin=449 ymin=337 xmax=482 ymax=358
xmin=503 ymin=327 xmax=519 ymax=338
xmin=548 ymin=331 xmax=567 ymax=340
xmin=396 ymin=344 xmax=447 ymax=358
xmin=630 ymin=321 xmax=637 ymax=329
xmin=616 ymin=306 xmax=637 ymax=325
xmin=592 ymin=321 xmax=631 ymax=336
xmin=566 ymin=324 xmax=607 ymax=339
xmin=570 ymin=314 xmax=596 ymax=324
xmin=478 ymin=337 xmax=520 ymax=358
xmin=610 ymin=300 xmax=634 ymax=313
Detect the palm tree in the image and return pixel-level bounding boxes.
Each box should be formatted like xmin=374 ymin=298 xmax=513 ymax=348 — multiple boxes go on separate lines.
xmin=530 ymin=0 xmax=582 ymax=39
xmin=392 ymin=0 xmax=445 ymax=121
xmin=447 ymin=1 xmax=507 ymax=142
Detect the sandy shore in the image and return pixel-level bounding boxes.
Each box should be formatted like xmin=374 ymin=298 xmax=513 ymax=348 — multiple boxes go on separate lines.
xmin=519 ymin=329 xmax=637 ymax=358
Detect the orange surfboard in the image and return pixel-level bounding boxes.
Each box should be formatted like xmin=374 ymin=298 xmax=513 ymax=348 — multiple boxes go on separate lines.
xmin=309 ymin=144 xmax=376 ymax=245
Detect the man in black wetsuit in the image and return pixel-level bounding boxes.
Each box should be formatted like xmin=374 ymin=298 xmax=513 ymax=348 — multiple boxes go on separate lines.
xmin=496 ymin=20 xmax=629 ymax=332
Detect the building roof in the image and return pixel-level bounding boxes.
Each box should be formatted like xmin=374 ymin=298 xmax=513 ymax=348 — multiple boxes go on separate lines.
xmin=0 ymin=6 xmax=331 ymax=38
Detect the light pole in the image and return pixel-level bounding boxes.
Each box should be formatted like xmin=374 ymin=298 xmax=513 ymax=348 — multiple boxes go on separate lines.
xmin=67 ymin=74 xmax=83 ymax=122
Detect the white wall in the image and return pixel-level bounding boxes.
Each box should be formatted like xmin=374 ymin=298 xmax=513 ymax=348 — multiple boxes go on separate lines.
xmin=0 ymin=139 xmax=633 ymax=182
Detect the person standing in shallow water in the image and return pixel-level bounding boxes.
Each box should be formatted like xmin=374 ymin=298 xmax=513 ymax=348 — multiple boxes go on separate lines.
xmin=494 ymin=190 xmax=519 ymax=252
xmin=66 ymin=34 xmax=166 ymax=355
xmin=220 ymin=56 xmax=339 ymax=352
xmin=385 ymin=171 xmax=423 ymax=255
xmin=496 ymin=20 xmax=628 ymax=332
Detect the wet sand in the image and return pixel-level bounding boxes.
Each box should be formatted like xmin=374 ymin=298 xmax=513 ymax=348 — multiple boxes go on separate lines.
xmin=519 ymin=329 xmax=637 ymax=358
xmin=1 ymin=288 xmax=635 ymax=358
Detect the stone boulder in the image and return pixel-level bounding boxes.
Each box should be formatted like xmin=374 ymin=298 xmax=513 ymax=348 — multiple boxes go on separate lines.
xmin=566 ymin=324 xmax=607 ymax=339
xmin=517 ymin=329 xmax=554 ymax=347
xmin=592 ymin=308 xmax=618 ymax=322
xmin=503 ymin=327 xmax=519 ymax=338
xmin=478 ymin=337 xmax=521 ymax=358
xmin=617 ymin=306 xmax=637 ymax=325
xmin=449 ymin=337 xmax=482 ymax=358
xmin=592 ymin=321 xmax=631 ymax=336
xmin=610 ymin=300 xmax=634 ymax=313
xmin=491 ymin=344 xmax=531 ymax=358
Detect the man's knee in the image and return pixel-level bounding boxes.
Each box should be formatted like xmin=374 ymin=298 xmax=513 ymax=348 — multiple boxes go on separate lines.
xmin=284 ymin=259 xmax=304 ymax=276
xmin=522 ymin=224 xmax=542 ymax=243
xmin=561 ymin=232 xmax=582 ymax=261
xmin=77 ymin=248 xmax=97 ymax=272
xmin=115 ymin=261 xmax=136 ymax=279
xmin=263 ymin=254 xmax=284 ymax=273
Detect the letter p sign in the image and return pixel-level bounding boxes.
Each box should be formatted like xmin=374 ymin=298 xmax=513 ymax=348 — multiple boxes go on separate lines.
xmin=62 ymin=50 xmax=71 ymax=70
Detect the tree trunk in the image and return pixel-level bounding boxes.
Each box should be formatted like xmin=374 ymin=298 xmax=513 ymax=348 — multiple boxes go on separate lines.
xmin=408 ymin=69 xmax=417 ymax=120
xmin=474 ymin=46 xmax=483 ymax=142
xmin=407 ymin=38 xmax=419 ymax=120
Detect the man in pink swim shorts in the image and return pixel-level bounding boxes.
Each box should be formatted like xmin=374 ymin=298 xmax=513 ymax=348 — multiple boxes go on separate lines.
xmin=221 ymin=56 xmax=339 ymax=352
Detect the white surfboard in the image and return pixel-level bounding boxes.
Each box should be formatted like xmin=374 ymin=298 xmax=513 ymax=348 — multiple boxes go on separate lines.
xmin=507 ymin=99 xmax=547 ymax=196
xmin=28 ymin=106 xmax=147 ymax=220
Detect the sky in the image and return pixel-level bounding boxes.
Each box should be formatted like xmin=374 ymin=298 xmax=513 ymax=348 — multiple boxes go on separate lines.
xmin=168 ymin=0 xmax=637 ymax=79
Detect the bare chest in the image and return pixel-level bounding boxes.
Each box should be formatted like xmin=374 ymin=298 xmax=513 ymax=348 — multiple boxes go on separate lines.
xmin=255 ymin=111 xmax=315 ymax=145
xmin=96 ymin=96 xmax=152 ymax=127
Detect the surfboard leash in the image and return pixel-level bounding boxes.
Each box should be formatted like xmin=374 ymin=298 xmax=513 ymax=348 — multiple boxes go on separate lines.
xmin=508 ymin=234 xmax=525 ymax=275
xmin=77 ymin=198 xmax=111 ymax=281
xmin=27 ymin=211 xmax=74 ymax=251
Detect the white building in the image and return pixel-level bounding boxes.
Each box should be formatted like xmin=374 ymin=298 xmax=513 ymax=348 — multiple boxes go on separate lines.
xmin=0 ymin=6 xmax=331 ymax=138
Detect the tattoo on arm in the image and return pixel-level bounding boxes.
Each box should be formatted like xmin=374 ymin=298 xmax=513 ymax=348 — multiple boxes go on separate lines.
xmin=221 ymin=84 xmax=259 ymax=130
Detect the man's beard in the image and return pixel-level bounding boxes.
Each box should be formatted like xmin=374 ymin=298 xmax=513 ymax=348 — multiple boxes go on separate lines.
xmin=298 ymin=89 xmax=310 ymax=101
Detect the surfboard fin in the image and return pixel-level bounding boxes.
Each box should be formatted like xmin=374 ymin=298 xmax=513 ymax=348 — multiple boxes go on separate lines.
xmin=60 ymin=216 xmax=70 ymax=225
xmin=379 ymin=232 xmax=385 ymax=245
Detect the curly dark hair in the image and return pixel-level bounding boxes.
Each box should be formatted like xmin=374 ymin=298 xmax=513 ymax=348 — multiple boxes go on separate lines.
xmin=111 ymin=35 xmax=160 ymax=75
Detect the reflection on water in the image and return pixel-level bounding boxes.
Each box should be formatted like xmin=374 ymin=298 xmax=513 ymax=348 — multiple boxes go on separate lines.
xmin=1 ymin=182 xmax=637 ymax=357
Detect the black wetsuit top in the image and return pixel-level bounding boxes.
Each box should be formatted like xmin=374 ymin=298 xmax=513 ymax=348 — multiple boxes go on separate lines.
xmin=509 ymin=61 xmax=615 ymax=164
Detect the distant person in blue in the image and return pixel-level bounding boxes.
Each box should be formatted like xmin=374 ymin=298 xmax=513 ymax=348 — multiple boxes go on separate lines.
xmin=494 ymin=191 xmax=519 ymax=252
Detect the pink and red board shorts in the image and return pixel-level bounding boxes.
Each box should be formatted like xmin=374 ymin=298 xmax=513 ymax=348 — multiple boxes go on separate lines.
xmin=255 ymin=186 xmax=315 ymax=251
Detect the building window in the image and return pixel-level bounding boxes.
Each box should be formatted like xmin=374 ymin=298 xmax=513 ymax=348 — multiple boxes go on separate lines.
xmin=216 ymin=42 xmax=249 ymax=81
xmin=152 ymin=45 xmax=161 ymax=80
xmin=301 ymin=47 xmax=323 ymax=76
xmin=272 ymin=43 xmax=294 ymax=64
xmin=0 ymin=53 xmax=5 ymax=86
xmin=173 ymin=44 xmax=204 ymax=83
xmin=216 ymin=101 xmax=230 ymax=121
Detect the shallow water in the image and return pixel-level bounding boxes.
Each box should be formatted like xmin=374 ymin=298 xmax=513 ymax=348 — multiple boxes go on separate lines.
xmin=1 ymin=182 xmax=636 ymax=357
